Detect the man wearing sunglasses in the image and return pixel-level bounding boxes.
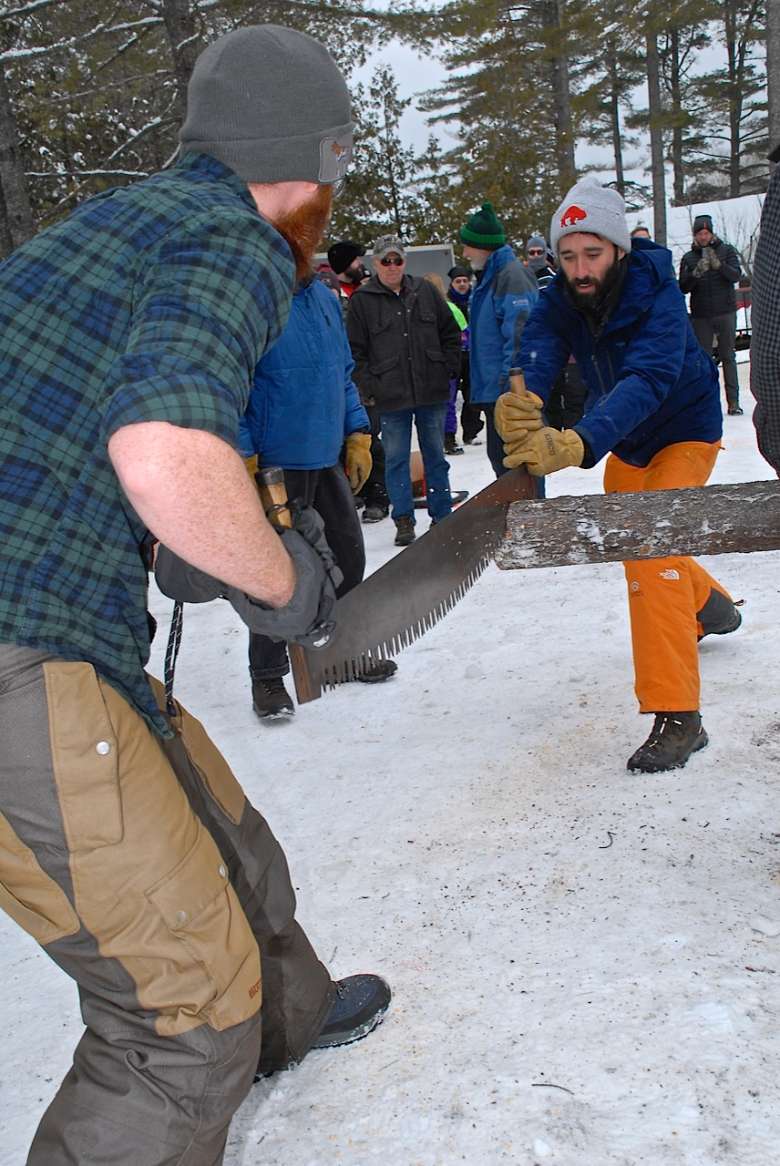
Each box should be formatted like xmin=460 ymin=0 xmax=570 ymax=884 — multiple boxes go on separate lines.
xmin=347 ymin=234 xmax=461 ymax=546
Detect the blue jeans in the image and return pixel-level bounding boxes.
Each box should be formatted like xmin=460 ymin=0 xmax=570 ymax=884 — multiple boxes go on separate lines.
xmin=380 ymin=403 xmax=452 ymax=523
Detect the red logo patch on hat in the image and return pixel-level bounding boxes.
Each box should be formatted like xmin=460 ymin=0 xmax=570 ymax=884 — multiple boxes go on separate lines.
xmin=331 ymin=141 xmax=346 ymax=157
xmin=561 ymin=204 xmax=588 ymax=228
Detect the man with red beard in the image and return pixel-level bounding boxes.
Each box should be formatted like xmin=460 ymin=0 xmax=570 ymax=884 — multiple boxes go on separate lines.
xmin=0 ymin=25 xmax=389 ymax=1166
xmin=495 ymin=177 xmax=742 ymax=775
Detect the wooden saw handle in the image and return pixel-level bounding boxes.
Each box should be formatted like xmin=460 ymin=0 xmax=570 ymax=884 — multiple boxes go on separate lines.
xmin=509 ymin=366 xmax=529 ymax=397
xmin=506 ymin=367 xmax=537 ymax=499
xmin=256 ymin=465 xmax=293 ymax=531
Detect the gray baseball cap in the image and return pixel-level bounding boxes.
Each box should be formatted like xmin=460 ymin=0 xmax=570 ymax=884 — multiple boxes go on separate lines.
xmin=179 ymin=25 xmax=353 ymax=185
xmin=372 ymin=234 xmax=406 ymax=259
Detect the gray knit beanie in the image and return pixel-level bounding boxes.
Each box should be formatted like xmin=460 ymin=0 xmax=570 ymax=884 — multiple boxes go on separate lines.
xmin=550 ymin=177 xmax=631 ymax=254
xmin=179 ymin=25 xmax=353 ymax=184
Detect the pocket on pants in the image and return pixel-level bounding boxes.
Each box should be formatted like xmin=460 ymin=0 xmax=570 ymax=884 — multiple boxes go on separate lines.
xmin=44 ymin=661 xmax=123 ymax=852
xmin=146 ymin=820 xmax=262 ymax=1034
xmin=0 ymin=812 xmax=79 ymax=945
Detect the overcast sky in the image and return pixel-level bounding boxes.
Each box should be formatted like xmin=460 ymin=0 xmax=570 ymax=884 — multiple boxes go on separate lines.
xmin=352 ymin=27 xmax=758 ymax=199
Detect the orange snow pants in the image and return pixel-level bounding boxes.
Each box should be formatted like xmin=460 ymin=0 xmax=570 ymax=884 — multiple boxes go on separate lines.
xmin=603 ymin=441 xmax=732 ymax=714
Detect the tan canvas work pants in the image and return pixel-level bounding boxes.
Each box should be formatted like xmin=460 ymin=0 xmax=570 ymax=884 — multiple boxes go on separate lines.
xmin=0 ymin=643 xmax=332 ymax=1165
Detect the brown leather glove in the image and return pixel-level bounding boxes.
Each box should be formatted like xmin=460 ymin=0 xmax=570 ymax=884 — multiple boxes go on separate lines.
xmin=503 ymin=427 xmax=584 ymax=476
xmin=344 ymin=432 xmax=372 ymax=493
xmin=494 ymin=389 xmax=545 ymax=443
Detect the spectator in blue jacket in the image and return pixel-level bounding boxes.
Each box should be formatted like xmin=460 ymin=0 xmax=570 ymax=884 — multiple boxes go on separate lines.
xmin=241 ymin=276 xmax=396 ymax=718
xmin=459 ymin=202 xmax=539 ymax=482
xmin=495 ymin=177 xmax=742 ymax=775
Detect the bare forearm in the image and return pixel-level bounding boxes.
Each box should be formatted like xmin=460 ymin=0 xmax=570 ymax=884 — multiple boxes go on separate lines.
xmin=108 ymin=421 xmax=295 ymax=606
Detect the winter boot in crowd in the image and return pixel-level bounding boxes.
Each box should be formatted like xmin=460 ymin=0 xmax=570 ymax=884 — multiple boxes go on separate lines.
xmin=697 ymin=588 xmax=742 ymax=641
xmin=627 ymin=712 xmax=708 ymax=773
xmin=255 ymin=974 xmax=392 ymax=1079
xmin=444 ymin=432 xmax=464 ymax=455
xmin=252 ymin=675 xmax=294 ymax=720
xmin=363 ymin=502 xmax=388 ymax=523
xmin=394 ymin=515 xmax=416 ymax=547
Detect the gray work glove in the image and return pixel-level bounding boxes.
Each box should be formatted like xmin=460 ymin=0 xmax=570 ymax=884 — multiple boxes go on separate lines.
xmin=154 ymin=505 xmax=343 ymax=649
xmin=693 ymin=246 xmax=719 ymax=277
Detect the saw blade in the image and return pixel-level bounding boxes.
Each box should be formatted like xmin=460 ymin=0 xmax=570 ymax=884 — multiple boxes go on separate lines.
xmin=295 ymin=467 xmax=536 ymax=699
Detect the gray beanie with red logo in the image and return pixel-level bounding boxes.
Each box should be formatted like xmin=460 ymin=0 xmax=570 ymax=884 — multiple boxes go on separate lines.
xmin=550 ymin=177 xmax=631 ymax=254
xmin=179 ymin=25 xmax=353 ymax=185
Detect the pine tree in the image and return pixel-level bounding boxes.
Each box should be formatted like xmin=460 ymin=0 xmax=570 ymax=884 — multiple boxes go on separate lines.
xmin=418 ymin=0 xmax=592 ymax=247
xmin=328 ymin=64 xmax=421 ymax=243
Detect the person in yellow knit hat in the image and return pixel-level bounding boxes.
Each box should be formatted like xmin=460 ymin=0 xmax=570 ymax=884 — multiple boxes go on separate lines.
xmin=495 ymin=177 xmax=742 ymax=774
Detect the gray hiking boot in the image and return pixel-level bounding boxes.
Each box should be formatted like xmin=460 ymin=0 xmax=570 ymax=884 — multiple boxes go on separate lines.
xmin=394 ymin=515 xmax=416 ymax=546
xmin=627 ymin=712 xmax=708 ymax=773
xmin=312 ymin=974 xmax=391 ymax=1049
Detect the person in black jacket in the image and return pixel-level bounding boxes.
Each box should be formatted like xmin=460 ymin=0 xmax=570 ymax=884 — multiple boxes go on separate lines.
xmin=679 ymin=214 xmax=744 ymax=414
xmin=346 ymin=234 xmax=461 ymax=546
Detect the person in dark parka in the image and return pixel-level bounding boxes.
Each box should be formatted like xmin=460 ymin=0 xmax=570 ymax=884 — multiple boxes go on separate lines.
xmin=679 ymin=214 xmax=743 ymax=414
xmin=347 ymin=234 xmax=461 ymax=547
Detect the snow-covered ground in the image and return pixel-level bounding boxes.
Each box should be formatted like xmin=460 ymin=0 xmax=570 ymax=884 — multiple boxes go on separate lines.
xmin=2 ymin=365 xmax=778 ymax=1166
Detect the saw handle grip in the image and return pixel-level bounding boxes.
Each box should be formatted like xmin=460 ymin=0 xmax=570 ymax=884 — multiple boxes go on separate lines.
xmin=256 ymin=465 xmax=293 ymax=531
xmin=506 ymin=367 xmax=538 ymax=496
xmin=509 ymin=367 xmax=530 ymax=397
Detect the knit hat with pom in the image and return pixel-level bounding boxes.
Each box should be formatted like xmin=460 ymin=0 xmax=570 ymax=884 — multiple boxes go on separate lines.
xmin=460 ymin=202 xmax=506 ymax=248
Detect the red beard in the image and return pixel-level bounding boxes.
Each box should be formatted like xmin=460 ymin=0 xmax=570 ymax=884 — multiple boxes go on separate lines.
xmin=272 ymin=185 xmax=333 ymax=282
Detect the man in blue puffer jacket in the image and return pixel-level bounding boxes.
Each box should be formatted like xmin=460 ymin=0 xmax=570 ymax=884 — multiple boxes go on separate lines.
xmin=241 ymin=275 xmax=396 ymax=718
xmin=459 ymin=202 xmax=539 ymax=484
xmin=495 ymin=177 xmax=742 ymax=774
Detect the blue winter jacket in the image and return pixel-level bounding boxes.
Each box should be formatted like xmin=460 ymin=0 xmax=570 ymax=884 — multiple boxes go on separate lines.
xmin=469 ymin=245 xmax=539 ymax=404
xmin=520 ymin=241 xmax=722 ymax=467
xmin=240 ymin=278 xmax=369 ymax=469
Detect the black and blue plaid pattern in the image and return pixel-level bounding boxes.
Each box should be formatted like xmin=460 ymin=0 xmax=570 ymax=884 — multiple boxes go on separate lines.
xmin=751 ymin=166 xmax=780 ymax=476
xmin=0 ymin=153 xmax=295 ymax=733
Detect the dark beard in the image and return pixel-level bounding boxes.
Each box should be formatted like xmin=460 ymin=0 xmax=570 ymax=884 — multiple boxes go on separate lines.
xmin=567 ymin=255 xmax=626 ymax=316
xmin=271 ymin=185 xmax=333 ymax=282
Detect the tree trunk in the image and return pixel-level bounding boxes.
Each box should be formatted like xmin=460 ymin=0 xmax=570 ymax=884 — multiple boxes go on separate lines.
xmin=669 ymin=27 xmax=685 ymax=205
xmin=0 ymin=62 xmax=35 ymax=256
xmin=724 ymin=0 xmax=742 ymax=198
xmin=160 ymin=0 xmax=204 ymax=122
xmin=497 ymin=480 xmax=780 ymax=570
xmin=382 ymin=104 xmax=403 ymax=236
xmin=645 ymin=21 xmax=667 ymax=245
xmin=543 ymin=0 xmax=577 ymax=191
xmin=768 ymin=0 xmax=780 ymax=167
xmin=607 ymin=46 xmax=625 ymax=196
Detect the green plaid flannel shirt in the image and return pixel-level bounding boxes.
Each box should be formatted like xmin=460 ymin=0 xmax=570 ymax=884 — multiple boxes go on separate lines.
xmin=0 ymin=153 xmax=295 ymax=735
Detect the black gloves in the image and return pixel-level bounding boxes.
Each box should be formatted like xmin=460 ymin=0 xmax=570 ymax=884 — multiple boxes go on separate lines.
xmin=154 ymin=505 xmax=343 ymax=649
